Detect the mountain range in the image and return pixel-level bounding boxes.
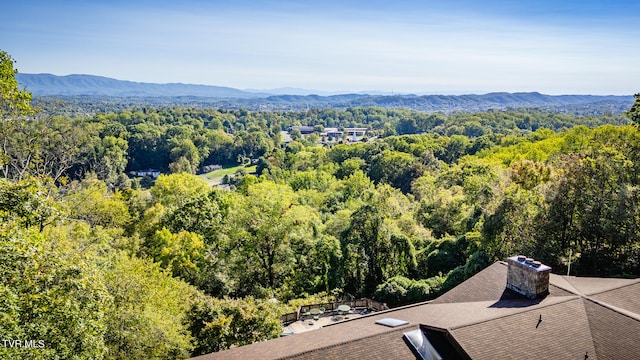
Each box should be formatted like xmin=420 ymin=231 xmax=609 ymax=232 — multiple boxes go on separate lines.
xmin=16 ymin=73 xmax=269 ymax=98
xmin=17 ymin=73 xmax=635 ymax=113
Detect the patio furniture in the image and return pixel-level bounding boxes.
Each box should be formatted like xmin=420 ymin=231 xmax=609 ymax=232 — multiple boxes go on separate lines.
xmin=337 ymin=304 xmax=351 ymax=315
xmin=310 ymin=308 xmax=322 ymax=316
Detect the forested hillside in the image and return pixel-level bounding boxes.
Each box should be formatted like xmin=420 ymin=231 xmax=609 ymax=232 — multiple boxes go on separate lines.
xmin=2 ymin=50 xmax=640 ymax=358
xmin=16 ymin=73 xmax=265 ymax=98
xmin=31 ymin=92 xmax=634 ymax=114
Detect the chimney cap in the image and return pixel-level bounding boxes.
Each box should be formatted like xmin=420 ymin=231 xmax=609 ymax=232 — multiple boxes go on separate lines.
xmin=507 ymin=256 xmax=552 ymax=272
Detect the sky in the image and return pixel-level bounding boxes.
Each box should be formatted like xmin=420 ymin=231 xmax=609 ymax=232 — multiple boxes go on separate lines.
xmin=1 ymin=0 xmax=639 ymax=95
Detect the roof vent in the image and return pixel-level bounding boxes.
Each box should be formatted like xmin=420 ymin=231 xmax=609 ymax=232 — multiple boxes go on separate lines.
xmin=506 ymin=255 xmax=552 ymax=299
xmin=375 ymin=318 xmax=409 ymax=328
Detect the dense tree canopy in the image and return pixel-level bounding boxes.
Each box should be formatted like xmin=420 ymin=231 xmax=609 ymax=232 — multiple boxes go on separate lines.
xmin=1 ymin=49 xmax=638 ymax=358
xmin=627 ymin=93 xmax=640 ymax=125
xmin=0 ymin=51 xmax=33 ymax=119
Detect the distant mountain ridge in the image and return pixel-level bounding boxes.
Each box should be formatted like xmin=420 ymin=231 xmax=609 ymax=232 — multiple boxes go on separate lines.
xmin=16 ymin=73 xmax=268 ymax=98
xmin=18 ymin=73 xmax=634 ymax=113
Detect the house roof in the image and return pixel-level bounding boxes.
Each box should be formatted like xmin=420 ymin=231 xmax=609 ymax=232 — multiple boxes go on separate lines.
xmin=192 ymin=261 xmax=640 ymax=360
xmin=290 ymin=126 xmax=316 ymax=134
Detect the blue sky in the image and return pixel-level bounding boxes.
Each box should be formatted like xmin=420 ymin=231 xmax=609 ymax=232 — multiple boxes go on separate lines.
xmin=1 ymin=0 xmax=639 ymax=94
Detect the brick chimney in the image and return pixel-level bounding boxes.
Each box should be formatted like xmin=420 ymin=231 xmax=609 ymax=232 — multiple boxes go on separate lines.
xmin=506 ymin=255 xmax=552 ymax=299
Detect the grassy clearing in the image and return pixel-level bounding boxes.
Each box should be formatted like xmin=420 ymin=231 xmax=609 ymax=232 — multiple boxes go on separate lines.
xmin=201 ymin=164 xmax=257 ymax=185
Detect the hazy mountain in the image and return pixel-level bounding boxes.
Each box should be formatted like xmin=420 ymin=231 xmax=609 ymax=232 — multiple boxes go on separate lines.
xmin=343 ymin=92 xmax=634 ymax=111
xmin=16 ymin=73 xmax=269 ymax=98
xmin=244 ymin=87 xmax=391 ymax=96
xmin=233 ymin=92 xmax=633 ymax=113
xmin=19 ymin=73 xmax=634 ymax=114
xmin=244 ymin=87 xmax=342 ymax=96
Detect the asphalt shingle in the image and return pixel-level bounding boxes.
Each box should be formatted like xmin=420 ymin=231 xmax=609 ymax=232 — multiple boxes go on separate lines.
xmin=193 ymin=261 xmax=640 ymax=360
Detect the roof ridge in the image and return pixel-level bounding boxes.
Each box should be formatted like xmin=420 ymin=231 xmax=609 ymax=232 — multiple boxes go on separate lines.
xmin=448 ymin=296 xmax=581 ymax=331
xmin=548 ymin=275 xmax=582 ymax=295
xmin=586 ymin=277 xmax=640 ymax=297
xmin=583 ymin=295 xmax=640 ymax=322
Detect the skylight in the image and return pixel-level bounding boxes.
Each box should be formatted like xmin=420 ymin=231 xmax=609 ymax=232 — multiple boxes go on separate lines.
xmin=403 ymin=329 xmax=443 ymax=360
xmin=375 ymin=318 xmax=409 ymax=328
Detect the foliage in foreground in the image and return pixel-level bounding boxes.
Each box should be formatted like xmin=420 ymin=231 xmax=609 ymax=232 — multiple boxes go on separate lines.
xmin=1 ymin=49 xmax=640 ymax=358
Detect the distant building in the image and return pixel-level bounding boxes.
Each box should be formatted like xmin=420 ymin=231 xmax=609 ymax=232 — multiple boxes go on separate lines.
xmin=322 ymin=127 xmax=343 ymax=140
xmin=280 ymin=131 xmax=293 ymax=144
xmin=344 ymin=127 xmax=368 ymax=141
xmin=284 ymin=126 xmax=369 ymax=145
xmin=320 ymin=127 xmax=339 ymax=135
xmin=290 ymin=126 xmax=315 ymax=135
xmin=202 ymin=164 xmax=223 ymax=173
xmin=193 ymin=255 xmax=640 ymax=359
xmin=133 ymin=169 xmax=161 ymax=179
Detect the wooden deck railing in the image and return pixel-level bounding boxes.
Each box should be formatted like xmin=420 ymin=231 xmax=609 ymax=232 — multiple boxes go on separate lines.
xmin=280 ymin=298 xmax=388 ymax=325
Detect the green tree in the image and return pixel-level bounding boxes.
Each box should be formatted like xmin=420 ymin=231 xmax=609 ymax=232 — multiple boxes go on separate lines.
xmin=1 ymin=115 xmax=94 ymax=183
xmin=290 ymin=128 xmax=302 ymax=141
xmin=169 ymin=138 xmax=200 ymax=174
xmin=442 ymin=135 xmax=470 ymax=163
xmin=160 ymin=189 xmax=229 ymax=243
xmin=341 ymin=203 xmax=386 ymax=296
xmin=146 ymin=228 xmax=206 ymax=283
xmin=86 ymin=135 xmax=129 ymax=186
xmin=0 ymin=225 xmax=109 ymax=360
xmin=187 ymin=295 xmax=281 ymax=355
xmin=288 ymin=170 xmax=334 ymax=192
xmin=62 ymin=177 xmax=131 ymax=228
xmin=626 ymin=93 xmax=640 ymax=125
xmin=373 ymin=275 xmax=445 ymax=308
xmin=298 ymin=234 xmax=343 ymax=295
xmin=102 ymin=253 xmax=195 ymax=360
xmin=418 ymin=186 xmax=471 ymax=238
xmin=369 ymin=150 xmax=423 ymax=193
xmin=0 ymin=176 xmax=199 ymax=359
xmin=510 ymin=159 xmax=551 ymax=190
xmin=127 ymin=122 xmax=169 ymax=171
xmin=0 ymin=178 xmax=57 ymax=231
xmin=225 ymin=181 xmax=321 ymax=295
xmin=150 ymin=173 xmax=210 ymax=208
xmin=335 ymin=157 xmax=365 ymax=179
xmin=537 ymin=150 xmax=640 ymax=275
xmin=418 ymin=235 xmax=468 ymax=277
xmin=0 ymin=50 xmax=33 ymax=120
xmin=168 ymin=156 xmax=194 ymax=174
xmin=481 ymin=185 xmax=543 ymax=259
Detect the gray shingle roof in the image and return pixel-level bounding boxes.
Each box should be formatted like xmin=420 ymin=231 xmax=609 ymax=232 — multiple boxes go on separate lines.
xmin=451 ymin=297 xmax=596 ymax=359
xmin=584 ymin=299 xmax=640 ymax=360
xmin=192 ymin=261 xmax=640 ymax=360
